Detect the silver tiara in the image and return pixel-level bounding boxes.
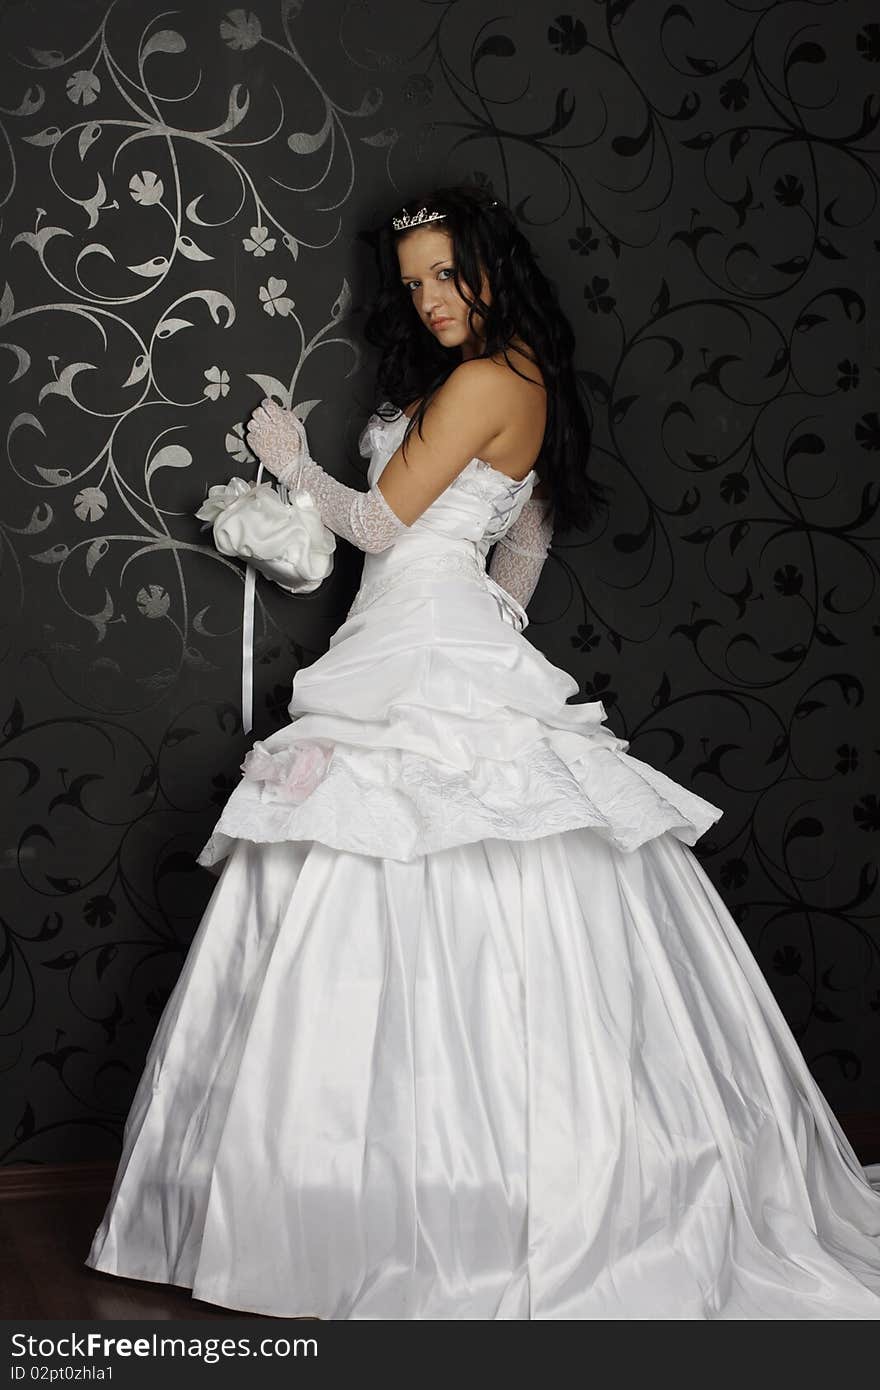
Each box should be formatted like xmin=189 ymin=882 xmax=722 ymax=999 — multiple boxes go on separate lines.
xmin=392 ymin=206 xmax=448 ymax=231
xmin=391 ymin=200 xmax=500 ymax=231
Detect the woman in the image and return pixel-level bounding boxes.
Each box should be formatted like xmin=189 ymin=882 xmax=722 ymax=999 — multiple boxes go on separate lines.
xmin=85 ymin=183 xmax=880 ymax=1319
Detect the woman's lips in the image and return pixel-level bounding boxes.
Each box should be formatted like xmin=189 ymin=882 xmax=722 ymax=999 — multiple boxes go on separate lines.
xmin=431 ymin=317 xmax=452 ymax=329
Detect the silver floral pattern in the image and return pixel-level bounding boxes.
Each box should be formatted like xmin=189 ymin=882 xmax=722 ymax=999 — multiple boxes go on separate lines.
xmin=1 ymin=0 xmax=878 ymax=1164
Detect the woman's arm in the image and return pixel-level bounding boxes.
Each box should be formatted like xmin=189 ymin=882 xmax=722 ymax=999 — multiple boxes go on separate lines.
xmin=487 ymin=495 xmax=554 ymax=608
xmin=245 ymin=362 xmax=514 ymax=554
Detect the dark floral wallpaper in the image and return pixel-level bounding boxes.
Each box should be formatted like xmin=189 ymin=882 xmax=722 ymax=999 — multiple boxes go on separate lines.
xmin=1 ymin=0 xmax=879 ymax=1164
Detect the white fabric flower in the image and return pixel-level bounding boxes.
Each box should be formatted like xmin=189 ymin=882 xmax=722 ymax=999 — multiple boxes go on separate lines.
xmin=240 ymin=739 xmax=334 ymax=803
xmin=195 ymin=477 xmax=275 ymax=525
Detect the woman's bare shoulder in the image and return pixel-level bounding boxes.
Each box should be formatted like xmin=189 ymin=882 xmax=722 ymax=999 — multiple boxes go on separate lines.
xmin=486 ymin=341 xmax=546 ymax=393
xmin=484 ymin=345 xmax=549 ymax=489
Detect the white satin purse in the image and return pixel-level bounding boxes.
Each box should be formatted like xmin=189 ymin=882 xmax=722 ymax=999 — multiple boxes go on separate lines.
xmin=195 ymin=458 xmax=336 ymax=734
xmin=195 ymin=475 xmax=336 ymax=594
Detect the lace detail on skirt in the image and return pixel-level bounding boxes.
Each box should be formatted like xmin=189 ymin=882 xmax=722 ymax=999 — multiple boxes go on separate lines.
xmin=347 ymin=550 xmax=485 ymax=620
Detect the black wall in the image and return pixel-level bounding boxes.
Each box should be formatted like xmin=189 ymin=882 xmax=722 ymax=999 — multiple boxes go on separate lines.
xmin=1 ymin=0 xmax=878 ymax=1163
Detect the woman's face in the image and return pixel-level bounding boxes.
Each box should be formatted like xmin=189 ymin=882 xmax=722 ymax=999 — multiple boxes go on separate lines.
xmin=396 ymin=225 xmax=490 ymax=359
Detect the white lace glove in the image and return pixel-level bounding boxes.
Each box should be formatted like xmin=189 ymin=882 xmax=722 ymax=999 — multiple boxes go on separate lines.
xmin=245 ymin=399 xmax=408 ymax=554
xmin=487 ymin=496 xmax=554 ymax=608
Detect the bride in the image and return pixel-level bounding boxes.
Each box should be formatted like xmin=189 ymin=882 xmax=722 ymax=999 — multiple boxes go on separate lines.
xmin=85 ymin=183 xmax=880 ymax=1319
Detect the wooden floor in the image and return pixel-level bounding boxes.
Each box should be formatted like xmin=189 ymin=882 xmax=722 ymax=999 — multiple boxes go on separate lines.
xmin=3 ymin=1118 xmax=879 ymax=1320
xmin=0 ymin=1162 xmax=316 ymax=1320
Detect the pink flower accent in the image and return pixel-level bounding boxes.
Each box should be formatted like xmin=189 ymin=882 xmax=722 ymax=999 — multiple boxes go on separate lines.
xmin=240 ymin=739 xmax=334 ymax=802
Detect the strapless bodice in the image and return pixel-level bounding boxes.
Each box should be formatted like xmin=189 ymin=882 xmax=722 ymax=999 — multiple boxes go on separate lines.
xmin=349 ymin=404 xmax=539 ymax=626
xmin=358 ymin=405 xmax=538 ymax=550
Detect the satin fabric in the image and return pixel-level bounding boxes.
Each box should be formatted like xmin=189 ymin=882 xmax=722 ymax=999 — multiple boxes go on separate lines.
xmin=194 ymin=408 xmax=724 ymax=868
xmin=85 ymin=406 xmax=880 ymax=1317
xmin=85 ymin=832 xmax=880 ymax=1318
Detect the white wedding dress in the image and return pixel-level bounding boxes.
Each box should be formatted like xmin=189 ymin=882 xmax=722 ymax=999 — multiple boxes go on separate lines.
xmin=85 ymin=406 xmax=880 ymax=1319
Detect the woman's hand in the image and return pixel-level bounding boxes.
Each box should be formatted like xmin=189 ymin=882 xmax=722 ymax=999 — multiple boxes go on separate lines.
xmin=244 ymin=398 xmax=407 ymax=554
xmin=245 ymin=399 xmax=309 ymax=486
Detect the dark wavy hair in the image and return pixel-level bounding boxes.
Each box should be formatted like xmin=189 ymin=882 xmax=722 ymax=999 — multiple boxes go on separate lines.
xmin=361 ymin=181 xmax=611 ymax=536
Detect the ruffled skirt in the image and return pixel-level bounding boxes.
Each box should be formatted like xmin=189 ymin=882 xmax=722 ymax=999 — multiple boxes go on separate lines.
xmin=196 ymin=575 xmax=722 ymax=867
xmin=85 ymin=573 xmax=880 ymax=1317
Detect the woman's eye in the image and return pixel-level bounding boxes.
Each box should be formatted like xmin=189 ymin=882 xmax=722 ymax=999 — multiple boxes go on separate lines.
xmin=405 ymin=267 xmax=454 ymax=292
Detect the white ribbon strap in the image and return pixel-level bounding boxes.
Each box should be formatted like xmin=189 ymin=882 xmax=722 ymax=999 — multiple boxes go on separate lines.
xmin=241 ymin=558 xmax=257 ymax=735
xmin=241 ymin=453 xmax=305 ymax=734
xmin=482 ymin=571 xmax=529 ymax=632
xmin=240 ymin=457 xmax=264 ymax=735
